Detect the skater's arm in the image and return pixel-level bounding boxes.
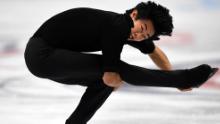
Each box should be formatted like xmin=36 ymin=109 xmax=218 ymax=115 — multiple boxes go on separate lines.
xmin=149 ymin=46 xmax=172 ymax=70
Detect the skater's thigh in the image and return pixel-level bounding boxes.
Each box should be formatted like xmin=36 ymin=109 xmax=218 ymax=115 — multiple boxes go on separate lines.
xmin=24 ymin=38 xmax=104 ymax=84
xmin=46 ymin=49 xmax=104 ymax=80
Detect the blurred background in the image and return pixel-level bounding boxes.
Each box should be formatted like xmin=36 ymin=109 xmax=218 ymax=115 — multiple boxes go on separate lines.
xmin=0 ymin=0 xmax=220 ymax=124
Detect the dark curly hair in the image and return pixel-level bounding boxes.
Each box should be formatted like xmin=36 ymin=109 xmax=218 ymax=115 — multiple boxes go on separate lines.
xmin=126 ymin=1 xmax=174 ymax=37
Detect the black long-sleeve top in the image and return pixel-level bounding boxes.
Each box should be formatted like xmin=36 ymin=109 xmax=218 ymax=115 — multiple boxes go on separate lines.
xmin=32 ymin=7 xmax=155 ymax=72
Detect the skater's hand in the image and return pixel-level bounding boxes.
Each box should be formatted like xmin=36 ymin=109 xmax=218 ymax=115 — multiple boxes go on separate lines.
xmin=102 ymin=72 xmax=123 ymax=90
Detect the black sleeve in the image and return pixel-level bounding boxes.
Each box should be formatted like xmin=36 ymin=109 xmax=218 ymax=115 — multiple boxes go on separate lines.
xmin=101 ymin=28 xmax=124 ymax=73
xmin=126 ymin=39 xmax=155 ymax=54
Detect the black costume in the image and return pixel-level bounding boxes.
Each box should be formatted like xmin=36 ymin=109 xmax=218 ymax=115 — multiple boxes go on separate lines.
xmin=24 ymin=7 xmax=214 ymax=124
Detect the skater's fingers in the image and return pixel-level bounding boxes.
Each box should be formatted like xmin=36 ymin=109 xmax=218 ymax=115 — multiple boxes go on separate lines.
xmin=102 ymin=72 xmax=122 ymax=86
xmin=103 ymin=80 xmax=123 ymax=89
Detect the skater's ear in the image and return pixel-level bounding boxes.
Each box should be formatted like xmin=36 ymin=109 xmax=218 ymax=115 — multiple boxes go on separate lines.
xmin=130 ymin=9 xmax=138 ymax=20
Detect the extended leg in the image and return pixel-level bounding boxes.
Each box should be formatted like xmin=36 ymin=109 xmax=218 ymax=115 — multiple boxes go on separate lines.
xmin=118 ymin=62 xmax=217 ymax=89
xmin=118 ymin=61 xmax=190 ymax=88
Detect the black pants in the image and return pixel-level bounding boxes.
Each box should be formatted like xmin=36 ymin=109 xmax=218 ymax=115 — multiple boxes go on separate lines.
xmin=24 ymin=37 xmax=190 ymax=124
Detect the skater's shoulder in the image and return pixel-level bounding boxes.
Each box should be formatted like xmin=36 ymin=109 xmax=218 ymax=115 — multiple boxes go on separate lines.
xmin=63 ymin=7 xmax=119 ymax=15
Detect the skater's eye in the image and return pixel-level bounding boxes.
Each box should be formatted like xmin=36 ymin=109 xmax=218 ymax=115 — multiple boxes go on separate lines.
xmin=144 ymin=24 xmax=148 ymax=31
xmin=141 ymin=25 xmax=144 ymax=32
xmin=141 ymin=24 xmax=147 ymax=32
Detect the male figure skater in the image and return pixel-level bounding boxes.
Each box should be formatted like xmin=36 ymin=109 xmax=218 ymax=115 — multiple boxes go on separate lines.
xmin=24 ymin=1 xmax=218 ymax=124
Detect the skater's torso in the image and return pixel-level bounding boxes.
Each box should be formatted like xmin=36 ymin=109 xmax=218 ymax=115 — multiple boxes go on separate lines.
xmin=32 ymin=7 xmax=155 ymax=54
xmin=32 ymin=7 xmax=132 ymax=52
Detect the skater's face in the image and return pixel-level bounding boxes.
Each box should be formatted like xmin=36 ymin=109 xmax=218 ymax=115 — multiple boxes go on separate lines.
xmin=128 ymin=9 xmax=155 ymax=42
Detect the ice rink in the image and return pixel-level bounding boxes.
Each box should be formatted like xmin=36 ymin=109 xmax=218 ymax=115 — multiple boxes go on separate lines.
xmin=0 ymin=0 xmax=220 ymax=124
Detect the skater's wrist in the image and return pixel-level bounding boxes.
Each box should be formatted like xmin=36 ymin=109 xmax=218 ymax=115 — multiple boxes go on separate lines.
xmin=149 ymin=46 xmax=172 ymax=70
xmin=160 ymin=64 xmax=172 ymax=70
